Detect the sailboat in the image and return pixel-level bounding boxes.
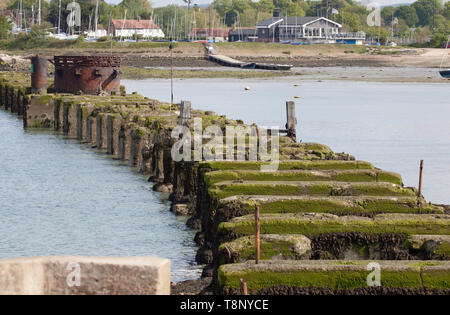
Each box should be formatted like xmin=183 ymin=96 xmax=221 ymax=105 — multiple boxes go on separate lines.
xmin=439 ymin=35 xmax=450 ymax=78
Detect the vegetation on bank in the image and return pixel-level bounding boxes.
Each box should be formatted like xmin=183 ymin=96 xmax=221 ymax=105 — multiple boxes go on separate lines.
xmin=1 ymin=0 xmax=448 ymax=49
xmin=120 ymin=66 xmax=297 ymax=80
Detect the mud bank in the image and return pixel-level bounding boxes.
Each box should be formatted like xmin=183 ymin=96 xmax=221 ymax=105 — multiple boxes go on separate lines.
xmin=1 ymin=71 xmax=449 ymax=295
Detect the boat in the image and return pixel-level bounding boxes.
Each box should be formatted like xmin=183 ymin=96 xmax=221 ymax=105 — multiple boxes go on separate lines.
xmin=439 ymin=35 xmax=450 ymax=78
xmin=439 ymin=69 xmax=450 ymax=78
xmin=240 ymin=62 xmax=256 ymax=69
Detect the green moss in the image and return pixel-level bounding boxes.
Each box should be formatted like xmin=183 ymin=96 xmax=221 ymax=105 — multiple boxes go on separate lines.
xmin=219 ymin=235 xmax=309 ymax=263
xmin=218 ymin=213 xmax=450 ymax=240
xmin=209 ymin=181 xmax=415 ymax=199
xmin=199 ymin=160 xmax=374 ymax=171
xmin=205 ymin=170 xmax=402 ymax=186
xmin=422 ymin=267 xmax=450 ymax=289
xmin=228 ymin=197 xmax=440 ymax=216
xmin=435 ymin=242 xmax=450 ymax=256
xmin=218 ymin=262 xmax=423 ymax=291
xmin=39 ymin=94 xmax=54 ymax=104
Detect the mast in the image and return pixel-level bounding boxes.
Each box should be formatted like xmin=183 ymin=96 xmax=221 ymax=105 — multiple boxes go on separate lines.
xmin=120 ymin=9 xmax=127 ymax=41
xmin=440 ymin=35 xmax=450 ymax=70
xmin=58 ymin=0 xmax=61 ymax=34
xmin=95 ymin=0 xmax=99 ymax=34
xmin=18 ymin=0 xmax=23 ymax=30
xmin=38 ymin=0 xmax=41 ymax=25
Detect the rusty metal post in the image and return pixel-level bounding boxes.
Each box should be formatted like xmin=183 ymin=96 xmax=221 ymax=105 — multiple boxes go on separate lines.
xmin=31 ymin=56 xmax=47 ymax=94
xmin=418 ymin=160 xmax=424 ymax=197
xmin=255 ymin=203 xmax=260 ymax=264
xmin=286 ymin=101 xmax=297 ymax=141
xmin=240 ymin=278 xmax=248 ymax=295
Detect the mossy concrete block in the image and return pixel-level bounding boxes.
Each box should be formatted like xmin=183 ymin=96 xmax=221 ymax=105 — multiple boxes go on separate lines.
xmin=218 ymin=195 xmax=442 ymax=216
xmin=199 ymin=160 xmax=374 ymax=171
xmin=204 ymin=169 xmax=402 ymax=186
xmin=218 ymin=213 xmax=450 ymax=241
xmin=219 ymin=234 xmax=311 ymax=264
xmin=209 ymin=181 xmax=415 ymax=199
xmin=218 ymin=260 xmax=448 ymax=292
xmin=422 ymin=263 xmax=450 ymax=289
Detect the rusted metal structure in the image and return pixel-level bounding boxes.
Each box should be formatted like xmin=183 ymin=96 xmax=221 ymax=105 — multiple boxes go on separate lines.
xmin=31 ymin=56 xmax=48 ymax=94
xmin=53 ymin=55 xmax=121 ymax=95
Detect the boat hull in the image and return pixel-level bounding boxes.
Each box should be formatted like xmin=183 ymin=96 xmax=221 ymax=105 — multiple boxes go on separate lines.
xmin=439 ymin=70 xmax=450 ymax=78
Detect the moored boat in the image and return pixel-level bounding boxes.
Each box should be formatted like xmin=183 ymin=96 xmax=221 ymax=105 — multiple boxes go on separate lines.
xmin=439 ymin=69 xmax=450 ymax=78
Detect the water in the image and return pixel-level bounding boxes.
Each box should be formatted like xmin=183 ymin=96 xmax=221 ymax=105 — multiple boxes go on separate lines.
xmin=123 ymin=77 xmax=450 ymax=204
xmin=0 ymin=111 xmax=201 ymax=282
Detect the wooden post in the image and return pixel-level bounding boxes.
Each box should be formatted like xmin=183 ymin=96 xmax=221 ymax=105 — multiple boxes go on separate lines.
xmin=178 ymin=100 xmax=191 ymax=127
xmin=286 ymin=101 xmax=297 ymax=141
xmin=169 ymin=44 xmax=174 ymax=106
xmin=255 ymin=203 xmax=260 ymax=264
xmin=418 ymin=160 xmax=424 ymax=197
xmin=240 ymin=278 xmax=248 ymax=295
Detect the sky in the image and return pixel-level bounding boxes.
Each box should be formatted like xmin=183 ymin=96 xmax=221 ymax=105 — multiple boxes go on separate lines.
xmin=104 ymin=1 xmax=420 ymax=8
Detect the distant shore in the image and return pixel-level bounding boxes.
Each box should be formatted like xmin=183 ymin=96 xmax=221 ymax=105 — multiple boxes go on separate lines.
xmin=2 ymin=42 xmax=449 ymax=82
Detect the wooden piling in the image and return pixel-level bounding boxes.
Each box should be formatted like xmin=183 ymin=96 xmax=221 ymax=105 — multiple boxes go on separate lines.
xmin=286 ymin=101 xmax=297 ymax=141
xmin=178 ymin=100 xmax=191 ymax=127
xmin=240 ymin=278 xmax=248 ymax=295
xmin=255 ymin=203 xmax=260 ymax=264
xmin=418 ymin=160 xmax=424 ymax=197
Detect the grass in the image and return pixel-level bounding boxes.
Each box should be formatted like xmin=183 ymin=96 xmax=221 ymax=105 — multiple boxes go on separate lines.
xmin=219 ymin=196 xmax=442 ymax=216
xmin=121 ymin=66 xmax=297 ymax=80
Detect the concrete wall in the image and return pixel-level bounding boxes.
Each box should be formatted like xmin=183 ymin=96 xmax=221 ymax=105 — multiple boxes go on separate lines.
xmin=0 ymin=256 xmax=170 ymax=295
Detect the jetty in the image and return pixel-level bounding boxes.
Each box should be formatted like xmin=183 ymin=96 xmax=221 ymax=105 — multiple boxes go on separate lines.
xmin=1 ymin=57 xmax=449 ymax=295
xmin=207 ymin=53 xmax=292 ymax=71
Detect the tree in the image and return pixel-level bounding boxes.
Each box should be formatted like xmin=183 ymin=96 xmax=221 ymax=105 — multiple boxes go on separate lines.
xmin=443 ymin=2 xmax=450 ymax=19
xmin=395 ymin=5 xmax=419 ymax=27
xmin=381 ymin=6 xmax=396 ymax=24
xmin=0 ymin=15 xmax=12 ymax=40
xmin=412 ymin=0 xmax=442 ymax=27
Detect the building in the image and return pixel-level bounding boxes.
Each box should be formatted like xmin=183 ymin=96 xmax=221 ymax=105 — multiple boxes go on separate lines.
xmin=256 ymin=8 xmax=365 ymax=44
xmin=188 ymin=28 xmax=229 ymax=41
xmin=108 ymin=17 xmax=164 ymax=39
xmin=87 ymin=24 xmax=107 ymax=38
xmin=228 ymin=28 xmax=257 ymax=42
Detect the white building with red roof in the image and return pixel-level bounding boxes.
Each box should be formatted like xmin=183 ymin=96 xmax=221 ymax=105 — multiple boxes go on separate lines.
xmin=108 ymin=16 xmax=164 ymax=39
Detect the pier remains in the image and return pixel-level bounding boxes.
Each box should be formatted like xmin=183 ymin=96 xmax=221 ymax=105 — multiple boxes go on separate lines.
xmin=53 ymin=55 xmax=121 ymax=95
xmin=1 ymin=57 xmax=449 ymax=295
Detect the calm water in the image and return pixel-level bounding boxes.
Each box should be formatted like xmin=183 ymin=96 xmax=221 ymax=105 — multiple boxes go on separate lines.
xmin=0 ymin=111 xmax=201 ymax=282
xmin=123 ymin=77 xmax=450 ymax=204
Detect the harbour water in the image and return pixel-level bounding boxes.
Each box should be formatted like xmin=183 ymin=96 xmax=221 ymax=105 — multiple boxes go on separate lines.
xmin=123 ymin=77 xmax=450 ymax=204
xmin=0 ymin=111 xmax=201 ymax=282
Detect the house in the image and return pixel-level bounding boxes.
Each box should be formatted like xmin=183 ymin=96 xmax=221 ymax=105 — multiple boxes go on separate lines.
xmin=256 ymin=8 xmax=365 ymax=44
xmin=188 ymin=28 xmax=229 ymax=41
xmin=108 ymin=16 xmax=164 ymax=39
xmin=228 ymin=28 xmax=257 ymax=42
xmin=87 ymin=24 xmax=107 ymax=38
